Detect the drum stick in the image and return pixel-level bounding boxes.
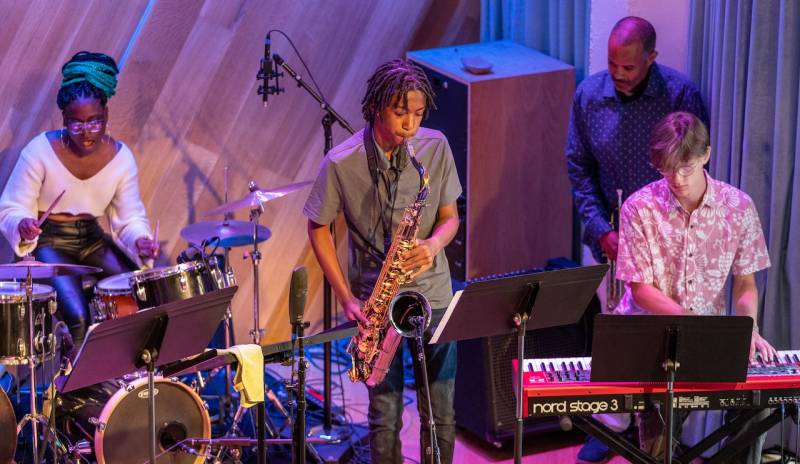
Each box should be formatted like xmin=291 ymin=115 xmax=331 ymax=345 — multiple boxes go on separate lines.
xmin=37 ymin=190 xmax=66 ymax=226
xmin=145 ymin=219 xmax=160 ymax=258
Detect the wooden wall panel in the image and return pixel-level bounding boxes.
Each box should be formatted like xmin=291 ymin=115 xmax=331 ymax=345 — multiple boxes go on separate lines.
xmin=0 ymin=0 xmax=478 ymax=344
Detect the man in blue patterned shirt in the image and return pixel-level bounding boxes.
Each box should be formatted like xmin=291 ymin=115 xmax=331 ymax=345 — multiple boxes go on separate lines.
xmin=567 ymin=16 xmax=708 ymax=266
xmin=567 ymin=16 xmax=709 ymax=464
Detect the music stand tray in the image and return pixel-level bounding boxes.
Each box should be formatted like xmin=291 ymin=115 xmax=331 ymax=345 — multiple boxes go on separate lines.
xmin=586 ymin=314 xmax=753 ymax=464
xmin=591 ymin=314 xmax=752 ymax=383
xmin=58 ymin=286 xmax=238 ymax=394
xmin=429 ymin=264 xmax=608 ymax=464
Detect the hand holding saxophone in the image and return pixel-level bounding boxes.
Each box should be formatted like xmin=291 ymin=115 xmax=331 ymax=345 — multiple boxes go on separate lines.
xmin=342 ymin=295 xmax=369 ymax=326
xmin=400 ymin=237 xmax=440 ymax=280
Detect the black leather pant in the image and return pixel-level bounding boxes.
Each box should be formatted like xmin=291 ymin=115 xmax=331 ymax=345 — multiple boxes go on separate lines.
xmin=31 ymin=219 xmax=137 ymax=346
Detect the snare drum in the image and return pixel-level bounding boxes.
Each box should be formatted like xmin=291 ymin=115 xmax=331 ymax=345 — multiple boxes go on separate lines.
xmin=59 ymin=377 xmax=210 ymax=464
xmin=130 ymin=261 xmax=221 ymax=310
xmin=90 ymin=272 xmax=138 ymax=322
xmin=0 ymin=282 xmax=56 ymax=365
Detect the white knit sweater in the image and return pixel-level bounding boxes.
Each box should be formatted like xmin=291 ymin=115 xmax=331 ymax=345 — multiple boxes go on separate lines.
xmin=0 ymin=132 xmax=152 ymax=258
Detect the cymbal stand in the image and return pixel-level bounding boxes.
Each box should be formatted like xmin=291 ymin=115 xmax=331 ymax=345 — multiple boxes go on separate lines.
xmin=14 ymin=258 xmax=53 ymax=464
xmin=221 ymin=166 xmax=235 ymax=422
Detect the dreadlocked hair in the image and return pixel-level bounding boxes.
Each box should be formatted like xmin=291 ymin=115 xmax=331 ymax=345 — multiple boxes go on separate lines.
xmin=361 ymin=58 xmax=436 ymax=123
xmin=57 ymin=51 xmax=119 ymax=110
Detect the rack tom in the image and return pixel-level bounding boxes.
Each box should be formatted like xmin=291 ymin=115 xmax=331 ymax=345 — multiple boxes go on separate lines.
xmin=0 ymin=282 xmax=56 ymax=365
xmin=130 ymin=261 xmax=221 ymax=310
xmin=90 ymin=272 xmax=138 ymax=322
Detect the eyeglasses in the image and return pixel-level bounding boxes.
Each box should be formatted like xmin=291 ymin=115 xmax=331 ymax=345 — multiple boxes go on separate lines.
xmin=65 ymin=118 xmax=105 ymax=135
xmin=655 ymin=161 xmax=702 ymax=178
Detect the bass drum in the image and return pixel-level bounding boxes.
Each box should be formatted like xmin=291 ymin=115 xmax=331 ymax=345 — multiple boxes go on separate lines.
xmin=60 ymin=377 xmax=210 ymax=464
xmin=0 ymin=384 xmax=14 ymax=464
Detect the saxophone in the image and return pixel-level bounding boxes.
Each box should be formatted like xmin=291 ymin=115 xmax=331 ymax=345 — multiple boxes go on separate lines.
xmin=347 ymin=140 xmax=433 ymax=387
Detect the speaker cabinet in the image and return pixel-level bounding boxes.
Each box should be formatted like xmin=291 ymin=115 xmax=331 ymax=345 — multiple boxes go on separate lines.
xmin=407 ymin=41 xmax=575 ymax=282
xmin=408 ymin=42 xmax=581 ymax=446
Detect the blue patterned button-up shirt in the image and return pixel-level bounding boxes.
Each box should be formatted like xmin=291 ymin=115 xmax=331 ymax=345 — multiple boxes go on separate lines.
xmin=566 ymin=63 xmax=708 ymax=262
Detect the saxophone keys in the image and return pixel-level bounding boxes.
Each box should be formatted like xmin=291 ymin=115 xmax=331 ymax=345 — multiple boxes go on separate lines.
xmin=358 ymin=340 xmax=371 ymax=353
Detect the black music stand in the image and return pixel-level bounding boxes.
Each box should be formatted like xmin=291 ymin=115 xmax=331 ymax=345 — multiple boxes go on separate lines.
xmin=430 ymin=264 xmax=608 ymax=464
xmin=588 ymin=314 xmax=752 ymax=464
xmin=57 ymin=287 xmax=237 ymax=464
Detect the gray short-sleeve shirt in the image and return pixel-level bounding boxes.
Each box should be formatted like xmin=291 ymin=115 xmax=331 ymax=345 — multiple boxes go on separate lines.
xmin=303 ymin=126 xmax=462 ymax=309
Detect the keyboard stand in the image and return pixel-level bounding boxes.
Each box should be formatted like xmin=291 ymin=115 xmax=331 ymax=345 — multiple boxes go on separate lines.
xmin=585 ymin=314 xmax=756 ymax=464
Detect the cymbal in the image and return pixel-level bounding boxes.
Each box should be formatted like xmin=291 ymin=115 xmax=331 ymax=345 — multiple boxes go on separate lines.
xmin=181 ymin=220 xmax=272 ymax=248
xmin=203 ymin=181 xmax=313 ymax=218
xmin=0 ymin=258 xmax=102 ymax=279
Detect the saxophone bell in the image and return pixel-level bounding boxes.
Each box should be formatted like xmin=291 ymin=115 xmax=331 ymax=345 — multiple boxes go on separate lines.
xmin=388 ymin=291 xmax=431 ymax=338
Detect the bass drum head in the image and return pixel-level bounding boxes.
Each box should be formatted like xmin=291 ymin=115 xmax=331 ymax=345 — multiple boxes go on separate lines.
xmin=95 ymin=377 xmax=210 ymax=464
xmin=0 ymin=387 xmax=14 ymax=464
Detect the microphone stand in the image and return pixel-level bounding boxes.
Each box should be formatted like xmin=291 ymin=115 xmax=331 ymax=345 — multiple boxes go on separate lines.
xmin=410 ymin=317 xmax=441 ymax=464
xmin=290 ymin=316 xmax=309 ymax=464
xmin=273 ymin=53 xmax=355 ymax=442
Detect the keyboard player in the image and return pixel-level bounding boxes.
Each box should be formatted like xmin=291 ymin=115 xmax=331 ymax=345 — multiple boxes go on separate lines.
xmin=602 ymin=111 xmax=776 ymax=463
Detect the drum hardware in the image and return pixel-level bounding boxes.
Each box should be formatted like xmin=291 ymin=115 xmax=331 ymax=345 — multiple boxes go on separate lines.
xmin=200 ymin=177 xmax=309 ymax=464
xmin=178 ymin=177 xmax=314 ymax=463
xmin=0 ymin=257 xmax=101 ymax=464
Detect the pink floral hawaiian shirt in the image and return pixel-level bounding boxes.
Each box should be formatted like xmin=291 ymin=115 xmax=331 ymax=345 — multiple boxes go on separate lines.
xmin=615 ymin=172 xmax=770 ymax=315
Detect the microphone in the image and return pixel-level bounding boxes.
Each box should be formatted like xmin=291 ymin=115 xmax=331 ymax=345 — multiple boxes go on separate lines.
xmin=289 ymin=266 xmax=308 ymax=326
xmin=261 ymin=33 xmax=272 ymax=107
xmin=177 ymin=246 xmax=202 ymax=263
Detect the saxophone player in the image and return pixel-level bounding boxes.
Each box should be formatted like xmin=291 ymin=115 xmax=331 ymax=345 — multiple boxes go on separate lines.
xmin=303 ymin=58 xmax=461 ymax=464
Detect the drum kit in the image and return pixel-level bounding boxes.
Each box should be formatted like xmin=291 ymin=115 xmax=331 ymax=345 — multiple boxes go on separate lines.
xmin=0 ymin=180 xmax=313 ymax=463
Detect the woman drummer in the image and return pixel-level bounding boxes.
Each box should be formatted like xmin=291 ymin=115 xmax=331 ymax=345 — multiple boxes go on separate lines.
xmin=0 ymin=51 xmax=158 ymax=349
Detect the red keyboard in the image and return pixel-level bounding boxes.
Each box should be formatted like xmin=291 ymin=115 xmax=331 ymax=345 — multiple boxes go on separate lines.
xmin=519 ymin=351 xmax=800 ymax=417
